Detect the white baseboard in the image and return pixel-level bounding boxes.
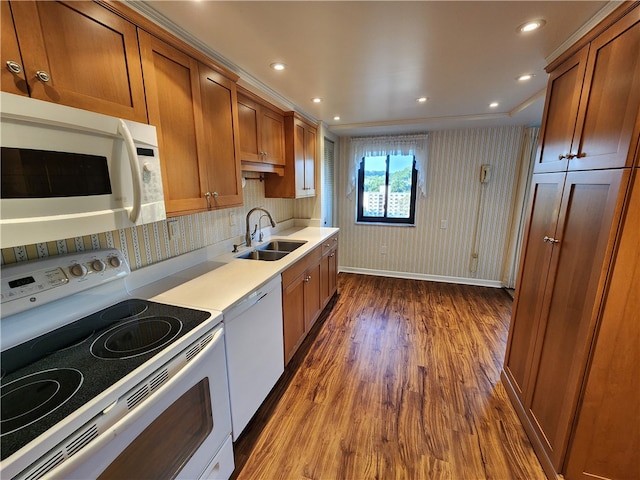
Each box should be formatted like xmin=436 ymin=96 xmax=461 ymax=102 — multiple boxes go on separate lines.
xmin=338 ymin=266 xmax=504 ymax=288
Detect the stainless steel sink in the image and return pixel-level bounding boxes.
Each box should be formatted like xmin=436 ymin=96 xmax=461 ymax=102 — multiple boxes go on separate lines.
xmin=236 ymin=239 xmax=307 ymax=261
xmin=259 ymin=240 xmax=307 ymax=252
xmin=236 ymin=250 xmax=289 ymax=261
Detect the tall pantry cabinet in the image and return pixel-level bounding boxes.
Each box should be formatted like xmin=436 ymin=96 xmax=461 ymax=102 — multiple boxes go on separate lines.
xmin=502 ymin=4 xmax=640 ymax=480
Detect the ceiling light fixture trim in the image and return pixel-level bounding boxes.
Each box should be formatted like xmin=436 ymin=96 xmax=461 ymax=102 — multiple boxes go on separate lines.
xmin=517 ymin=19 xmax=546 ymax=33
xmin=270 ymin=62 xmax=286 ymax=71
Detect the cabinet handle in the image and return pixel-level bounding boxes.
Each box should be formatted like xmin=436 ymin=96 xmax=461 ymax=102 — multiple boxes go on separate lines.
xmin=543 ymin=236 xmax=559 ymax=244
xmin=304 ymin=275 xmax=312 ymax=282
xmin=567 ymin=152 xmax=577 ymax=159
xmin=576 ymin=152 xmax=586 ymax=158
xmin=35 ymin=70 xmax=50 ymax=82
xmin=6 ymin=61 xmax=22 ymax=74
xmin=558 ymin=153 xmax=568 ymax=160
xmin=204 ymin=192 xmax=211 ymax=209
xmin=329 ymin=253 xmax=335 ymax=257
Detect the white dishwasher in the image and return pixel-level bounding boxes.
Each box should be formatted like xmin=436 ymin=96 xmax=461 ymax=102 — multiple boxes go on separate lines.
xmin=223 ymin=276 xmax=284 ymax=440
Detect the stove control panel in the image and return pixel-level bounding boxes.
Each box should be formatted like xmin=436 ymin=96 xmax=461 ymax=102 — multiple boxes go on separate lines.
xmin=1 ymin=249 xmax=130 ymax=317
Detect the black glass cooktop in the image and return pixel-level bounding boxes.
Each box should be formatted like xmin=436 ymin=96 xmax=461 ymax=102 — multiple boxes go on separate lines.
xmin=0 ymin=299 xmax=212 ymax=461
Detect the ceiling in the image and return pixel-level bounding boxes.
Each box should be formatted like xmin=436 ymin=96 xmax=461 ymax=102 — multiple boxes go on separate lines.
xmin=135 ymin=1 xmax=615 ymax=136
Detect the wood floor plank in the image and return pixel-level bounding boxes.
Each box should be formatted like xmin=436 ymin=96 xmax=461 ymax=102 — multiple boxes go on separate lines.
xmin=231 ymin=274 xmax=545 ymax=480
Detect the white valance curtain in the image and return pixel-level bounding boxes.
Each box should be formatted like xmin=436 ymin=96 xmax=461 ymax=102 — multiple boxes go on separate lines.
xmin=346 ymin=133 xmax=429 ymax=197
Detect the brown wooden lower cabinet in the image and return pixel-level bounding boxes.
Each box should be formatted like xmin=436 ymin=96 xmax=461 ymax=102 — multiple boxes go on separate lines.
xmin=320 ymin=234 xmax=339 ymax=308
xmin=282 ymin=234 xmax=339 ymax=365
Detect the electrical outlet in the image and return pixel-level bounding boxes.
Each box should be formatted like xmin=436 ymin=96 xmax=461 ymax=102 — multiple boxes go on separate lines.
xmin=168 ymin=221 xmax=180 ymax=241
xmin=380 ymin=245 xmax=387 ymax=255
xmin=440 ymin=219 xmax=448 ymax=229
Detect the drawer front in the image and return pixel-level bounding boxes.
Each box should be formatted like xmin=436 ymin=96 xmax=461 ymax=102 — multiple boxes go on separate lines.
xmin=322 ymin=234 xmax=339 ymax=256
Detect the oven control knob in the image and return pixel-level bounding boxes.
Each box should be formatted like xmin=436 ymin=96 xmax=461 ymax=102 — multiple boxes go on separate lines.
xmin=107 ymin=256 xmax=122 ymax=268
xmin=91 ymin=259 xmax=106 ymax=272
xmin=69 ymin=263 xmax=87 ymax=278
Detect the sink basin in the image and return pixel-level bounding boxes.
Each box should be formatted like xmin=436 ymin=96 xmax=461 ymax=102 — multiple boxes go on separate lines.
xmin=236 ymin=250 xmax=289 ymax=261
xmin=259 ymin=240 xmax=307 ymax=252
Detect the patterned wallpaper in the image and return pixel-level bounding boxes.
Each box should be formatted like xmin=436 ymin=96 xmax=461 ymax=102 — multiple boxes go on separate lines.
xmin=0 ymin=173 xmax=312 ymax=270
xmin=337 ymin=126 xmax=530 ymax=285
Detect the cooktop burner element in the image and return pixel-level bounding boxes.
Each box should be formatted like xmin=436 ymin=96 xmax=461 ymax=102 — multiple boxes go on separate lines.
xmin=99 ymin=299 xmax=149 ymax=322
xmin=0 ymin=368 xmax=83 ymax=436
xmin=91 ymin=317 xmax=183 ymax=359
xmin=0 ymin=299 xmax=213 ymax=461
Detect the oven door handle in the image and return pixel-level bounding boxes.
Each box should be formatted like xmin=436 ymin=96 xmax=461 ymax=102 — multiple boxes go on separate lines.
xmin=117 ymin=119 xmax=142 ymax=224
xmin=48 ymin=325 xmax=224 ymax=479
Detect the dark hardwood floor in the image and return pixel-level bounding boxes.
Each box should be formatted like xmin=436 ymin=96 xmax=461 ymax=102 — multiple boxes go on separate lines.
xmin=231 ymin=273 xmax=545 ymax=480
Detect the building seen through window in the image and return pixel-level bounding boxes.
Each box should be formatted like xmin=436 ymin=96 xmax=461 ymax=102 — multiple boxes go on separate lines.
xmin=357 ymin=154 xmax=417 ymax=224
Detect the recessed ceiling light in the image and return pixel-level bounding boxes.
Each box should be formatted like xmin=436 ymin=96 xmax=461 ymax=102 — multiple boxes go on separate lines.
xmin=517 ymin=74 xmax=535 ymax=82
xmin=333 ymin=116 xmax=341 ymax=121
xmin=270 ymin=62 xmax=286 ymax=71
xmin=416 ymin=97 xmax=428 ymax=103
xmin=489 ymin=102 xmax=499 ymax=108
xmin=517 ymin=19 xmax=546 ymax=33
xmin=312 ymin=97 xmax=322 ymax=103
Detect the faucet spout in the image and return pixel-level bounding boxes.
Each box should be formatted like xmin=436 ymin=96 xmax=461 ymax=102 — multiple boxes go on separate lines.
xmin=245 ymin=207 xmax=276 ymax=247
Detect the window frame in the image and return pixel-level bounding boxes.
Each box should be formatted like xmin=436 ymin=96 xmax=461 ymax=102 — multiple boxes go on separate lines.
xmin=356 ymin=154 xmax=418 ymax=225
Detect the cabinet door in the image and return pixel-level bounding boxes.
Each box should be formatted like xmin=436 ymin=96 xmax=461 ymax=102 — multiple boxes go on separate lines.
xmin=10 ymin=1 xmax=147 ymax=122
xmin=320 ymin=251 xmax=330 ymax=306
xmin=304 ymin=125 xmax=317 ymax=195
xmin=328 ymin=247 xmax=338 ymax=298
xmin=570 ymin=12 xmax=640 ymax=171
xmin=261 ymin=108 xmax=285 ymax=166
xmin=198 ymin=64 xmax=243 ymax=208
xmin=293 ymin=121 xmax=307 ymax=197
xmin=1 ymin=1 xmax=28 ymax=96
xmin=534 ymin=47 xmax=588 ymax=173
xmin=303 ymin=263 xmax=321 ymax=332
xmin=237 ymin=95 xmax=261 ymax=162
xmin=139 ymin=30 xmax=208 ymax=215
xmin=504 ymin=173 xmax=565 ymax=398
xmin=526 ymin=168 xmax=629 ymax=469
xmin=564 ymin=169 xmax=639 ymax=480
xmin=283 ymin=273 xmax=306 ymax=365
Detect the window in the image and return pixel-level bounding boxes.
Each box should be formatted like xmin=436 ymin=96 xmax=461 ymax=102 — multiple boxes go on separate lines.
xmin=357 ymin=154 xmax=417 ymax=224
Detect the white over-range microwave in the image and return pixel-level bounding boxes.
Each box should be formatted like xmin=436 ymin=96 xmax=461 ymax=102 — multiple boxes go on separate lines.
xmin=0 ymin=92 xmax=166 ymax=249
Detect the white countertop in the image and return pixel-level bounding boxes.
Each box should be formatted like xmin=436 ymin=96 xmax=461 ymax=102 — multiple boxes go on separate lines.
xmin=129 ymin=226 xmax=339 ymax=314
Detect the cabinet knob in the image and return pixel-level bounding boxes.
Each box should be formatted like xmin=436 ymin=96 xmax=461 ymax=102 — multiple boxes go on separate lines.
xmin=329 ymin=253 xmax=335 ymax=257
xmin=558 ymin=153 xmax=568 ymax=160
xmin=6 ymin=61 xmax=22 ymax=74
xmin=543 ymin=236 xmax=559 ymax=244
xmin=35 ymin=70 xmax=50 ymax=82
xmin=212 ymin=192 xmax=218 ymax=198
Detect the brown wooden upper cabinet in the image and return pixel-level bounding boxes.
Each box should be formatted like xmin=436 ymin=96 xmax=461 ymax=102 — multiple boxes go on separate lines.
xmin=237 ymin=90 xmax=286 ymax=173
xmin=265 ymin=112 xmax=317 ymax=198
xmin=139 ymin=30 xmax=242 ymax=216
xmin=3 ymin=1 xmax=147 ymax=123
xmin=535 ymin=10 xmax=640 ymax=173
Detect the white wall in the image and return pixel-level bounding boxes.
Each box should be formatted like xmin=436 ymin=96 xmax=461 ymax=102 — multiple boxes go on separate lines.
xmin=337 ymin=126 xmax=527 ymax=287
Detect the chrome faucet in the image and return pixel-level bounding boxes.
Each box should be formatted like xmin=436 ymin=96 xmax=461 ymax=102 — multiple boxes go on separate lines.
xmin=245 ymin=207 xmax=276 ymax=247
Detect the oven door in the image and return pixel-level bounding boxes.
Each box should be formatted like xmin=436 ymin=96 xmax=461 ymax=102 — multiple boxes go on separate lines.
xmin=48 ymin=324 xmax=232 ymax=480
